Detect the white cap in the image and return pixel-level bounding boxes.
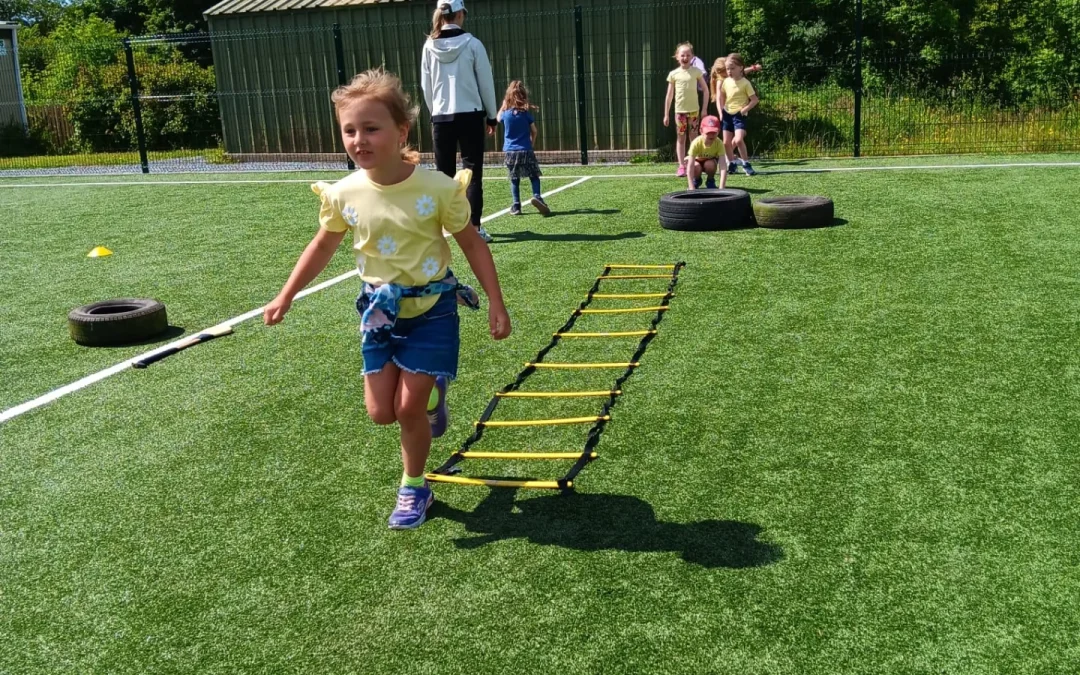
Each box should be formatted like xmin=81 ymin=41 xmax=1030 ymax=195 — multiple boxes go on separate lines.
xmin=438 ymin=0 xmax=467 ymax=14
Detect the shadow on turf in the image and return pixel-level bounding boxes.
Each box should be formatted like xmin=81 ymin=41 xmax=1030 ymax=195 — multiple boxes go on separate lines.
xmin=98 ymin=325 xmax=186 ymax=348
xmin=758 ymin=217 xmax=849 ymax=230
xmin=432 ymin=488 xmax=783 ymax=569
xmin=490 ymin=230 xmax=646 ymax=245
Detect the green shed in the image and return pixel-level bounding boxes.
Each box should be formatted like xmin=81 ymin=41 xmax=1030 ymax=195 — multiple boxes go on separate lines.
xmin=0 ymin=22 xmax=28 ymax=133
xmin=203 ymin=0 xmax=722 ymax=162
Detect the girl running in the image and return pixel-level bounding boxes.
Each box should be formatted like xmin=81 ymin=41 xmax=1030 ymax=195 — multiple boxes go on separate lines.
xmin=497 ymin=81 xmax=550 ymax=216
xmin=716 ymin=53 xmax=760 ymax=176
xmin=264 ymin=69 xmax=511 ymax=530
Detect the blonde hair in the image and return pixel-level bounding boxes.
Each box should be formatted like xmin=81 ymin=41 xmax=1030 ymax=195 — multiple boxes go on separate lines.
xmin=502 ymin=80 xmax=538 ymax=111
xmin=673 ymin=41 xmax=693 ymax=60
xmin=331 ymin=69 xmax=420 ymax=165
xmin=710 ymin=57 xmax=728 ymax=96
xmin=429 ymin=6 xmax=464 ymax=40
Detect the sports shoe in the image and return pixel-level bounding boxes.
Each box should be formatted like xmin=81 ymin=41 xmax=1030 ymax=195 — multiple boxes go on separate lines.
xmin=693 ymin=177 xmax=703 ymax=189
xmin=705 ymin=177 xmax=718 ymax=189
xmin=476 ymin=225 xmax=493 ymax=243
xmin=510 ymin=203 xmax=522 ymax=216
xmin=388 ymin=483 xmax=434 ymax=530
xmin=428 ymin=376 xmax=449 ymax=439
xmin=742 ymin=162 xmax=757 ymax=176
xmin=676 ymin=165 xmax=687 ymax=177
xmin=728 ymin=161 xmax=739 ymax=175
xmin=530 ymin=196 xmax=551 ymax=215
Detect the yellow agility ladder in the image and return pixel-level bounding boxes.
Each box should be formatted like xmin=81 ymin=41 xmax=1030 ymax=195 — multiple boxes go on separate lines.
xmin=427 ymin=262 xmax=685 ymax=491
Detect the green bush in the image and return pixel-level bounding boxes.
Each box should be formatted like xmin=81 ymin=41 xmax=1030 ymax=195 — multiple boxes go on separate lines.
xmin=69 ymin=52 xmax=219 ymax=152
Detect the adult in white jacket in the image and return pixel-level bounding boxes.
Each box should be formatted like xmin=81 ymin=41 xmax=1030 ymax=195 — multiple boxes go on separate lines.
xmin=421 ymin=0 xmax=499 ymax=242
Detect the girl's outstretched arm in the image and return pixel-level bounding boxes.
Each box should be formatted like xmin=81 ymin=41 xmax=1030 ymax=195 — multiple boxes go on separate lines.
xmin=663 ymin=82 xmax=674 ymax=126
xmin=452 ymin=226 xmax=511 ymax=340
xmin=264 ymin=228 xmax=347 ymax=325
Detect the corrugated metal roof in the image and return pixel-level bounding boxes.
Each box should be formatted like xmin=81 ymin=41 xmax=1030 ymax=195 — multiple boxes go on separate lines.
xmin=204 ymin=0 xmax=413 ymax=17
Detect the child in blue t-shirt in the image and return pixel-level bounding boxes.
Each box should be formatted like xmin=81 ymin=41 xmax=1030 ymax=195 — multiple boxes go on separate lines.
xmin=497 ymin=81 xmax=550 ymax=216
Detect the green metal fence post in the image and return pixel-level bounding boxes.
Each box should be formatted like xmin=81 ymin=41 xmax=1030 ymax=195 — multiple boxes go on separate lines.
xmin=574 ymin=5 xmax=589 ymax=166
xmin=720 ymin=0 xmax=726 ymax=57
xmin=123 ymin=38 xmax=150 ymax=174
xmin=333 ymin=23 xmax=355 ymax=171
xmin=853 ymin=0 xmax=863 ymax=158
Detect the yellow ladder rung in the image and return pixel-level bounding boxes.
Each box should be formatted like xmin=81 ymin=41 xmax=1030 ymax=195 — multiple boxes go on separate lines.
xmin=592 ymin=293 xmax=672 ymax=299
xmin=598 ymin=274 xmax=672 ymax=279
xmin=527 ymin=362 xmax=639 ymax=369
xmin=605 ymin=264 xmax=676 ymax=269
xmin=425 ymin=474 xmax=568 ymax=490
xmin=477 ymin=415 xmax=610 ymax=428
xmin=578 ymin=306 xmax=668 ymax=314
xmin=458 ymin=452 xmax=597 ymax=460
xmin=555 ymin=330 xmax=656 ymax=337
xmin=497 ymin=390 xmax=620 ymax=398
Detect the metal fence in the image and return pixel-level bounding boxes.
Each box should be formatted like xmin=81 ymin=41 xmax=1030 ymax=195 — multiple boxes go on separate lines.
xmin=2 ymin=0 xmax=1078 ymax=174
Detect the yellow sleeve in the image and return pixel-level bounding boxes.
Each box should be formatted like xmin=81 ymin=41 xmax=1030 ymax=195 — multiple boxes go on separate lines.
xmin=667 ymin=70 xmax=676 ymax=83
xmin=744 ymin=80 xmax=756 ymax=98
xmin=440 ymin=169 xmax=472 ymax=234
xmin=312 ymin=182 xmax=348 ymax=232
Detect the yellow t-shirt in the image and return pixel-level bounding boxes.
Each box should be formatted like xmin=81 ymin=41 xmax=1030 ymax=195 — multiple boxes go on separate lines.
xmin=722 ymin=77 xmax=756 ymax=114
xmin=687 ymin=134 xmax=725 ymax=161
xmin=667 ymin=66 xmax=704 ymax=114
xmin=315 ymin=167 xmax=471 ymax=318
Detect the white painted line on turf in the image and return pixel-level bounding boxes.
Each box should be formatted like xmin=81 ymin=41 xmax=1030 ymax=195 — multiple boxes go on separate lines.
xmin=2 ymin=161 xmax=1080 ymax=189
xmin=0 ymin=177 xmax=592 ymax=425
xmin=0 ymin=176 xmax=589 ymax=189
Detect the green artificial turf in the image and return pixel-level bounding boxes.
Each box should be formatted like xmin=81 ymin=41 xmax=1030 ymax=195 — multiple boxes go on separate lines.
xmin=1 ymin=161 xmax=1079 ymax=673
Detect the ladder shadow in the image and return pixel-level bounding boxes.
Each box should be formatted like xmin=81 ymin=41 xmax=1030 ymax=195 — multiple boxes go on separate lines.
xmin=431 ymin=488 xmax=783 ymax=569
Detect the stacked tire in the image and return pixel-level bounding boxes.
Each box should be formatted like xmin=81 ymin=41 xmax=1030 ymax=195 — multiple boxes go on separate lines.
xmin=658 ymin=189 xmax=753 ymax=231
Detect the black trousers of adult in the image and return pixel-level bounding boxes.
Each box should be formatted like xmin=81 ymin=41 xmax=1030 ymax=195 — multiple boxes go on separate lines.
xmin=432 ymin=111 xmax=487 ymax=227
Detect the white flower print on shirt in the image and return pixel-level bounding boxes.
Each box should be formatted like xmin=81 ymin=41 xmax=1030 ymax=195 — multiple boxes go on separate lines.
xmin=421 ymin=257 xmax=440 ymax=278
xmin=416 ymin=195 xmax=436 ymax=217
xmin=342 ymin=205 xmax=359 ymax=226
xmin=377 ymin=235 xmax=398 ymax=256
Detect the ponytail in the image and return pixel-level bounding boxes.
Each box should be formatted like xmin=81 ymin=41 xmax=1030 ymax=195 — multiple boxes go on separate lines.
xmin=429 ymin=7 xmax=464 ymax=39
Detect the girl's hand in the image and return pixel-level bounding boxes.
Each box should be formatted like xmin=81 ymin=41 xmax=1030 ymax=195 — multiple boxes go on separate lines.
xmin=663 ymin=115 xmax=670 ymax=127
xmin=489 ymin=302 xmax=511 ymax=340
xmin=263 ymin=294 xmax=292 ymax=325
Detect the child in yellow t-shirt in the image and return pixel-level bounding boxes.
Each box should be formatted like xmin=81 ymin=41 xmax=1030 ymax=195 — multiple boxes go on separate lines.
xmin=664 ymin=42 xmax=709 ymax=178
xmin=716 ymin=53 xmax=761 ymax=176
xmin=686 ymin=116 xmax=726 ymax=190
xmin=263 ymin=69 xmax=511 ymax=531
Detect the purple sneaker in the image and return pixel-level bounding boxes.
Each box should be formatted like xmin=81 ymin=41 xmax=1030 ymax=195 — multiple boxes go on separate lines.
xmin=428 ymin=376 xmax=449 ymax=439
xmin=388 ymin=483 xmax=434 ymax=530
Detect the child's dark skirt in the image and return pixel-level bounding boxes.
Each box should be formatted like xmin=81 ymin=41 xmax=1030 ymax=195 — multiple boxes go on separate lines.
xmin=504 ymin=150 xmax=543 ymax=180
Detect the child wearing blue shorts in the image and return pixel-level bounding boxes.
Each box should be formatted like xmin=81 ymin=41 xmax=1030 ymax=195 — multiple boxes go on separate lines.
xmin=264 ymin=69 xmax=511 ymax=530
xmin=716 ymin=53 xmax=760 ymax=176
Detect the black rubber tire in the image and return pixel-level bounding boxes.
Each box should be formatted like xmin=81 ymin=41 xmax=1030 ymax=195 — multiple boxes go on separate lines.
xmin=68 ymin=298 xmax=168 ymax=346
xmin=752 ymin=196 xmax=835 ymax=229
xmin=659 ymin=189 xmax=753 ymax=231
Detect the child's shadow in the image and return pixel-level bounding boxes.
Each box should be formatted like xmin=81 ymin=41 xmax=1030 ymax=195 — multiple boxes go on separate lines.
xmin=490 ymin=230 xmax=645 ymax=245
xmin=432 ymin=488 xmax=782 ymax=569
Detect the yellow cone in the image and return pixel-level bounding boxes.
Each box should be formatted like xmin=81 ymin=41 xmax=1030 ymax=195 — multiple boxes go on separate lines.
xmin=87 ymin=246 xmax=112 ymax=258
